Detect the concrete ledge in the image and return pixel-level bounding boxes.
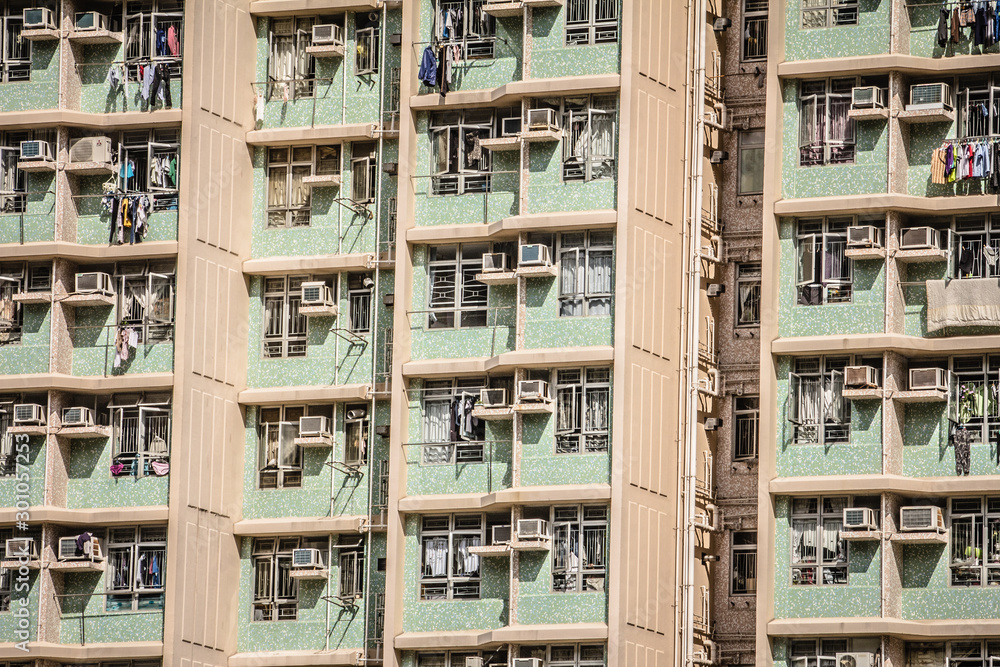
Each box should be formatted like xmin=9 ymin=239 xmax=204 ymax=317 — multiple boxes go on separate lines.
xmin=778 ymin=53 xmax=1000 ymax=78
xmin=773 ymin=193 xmax=1000 ymax=217
xmin=409 ymin=74 xmax=621 ymax=110
xmin=233 ymin=515 xmax=367 ymax=537
xmin=0 ymin=109 xmax=181 ymax=130
xmin=246 ymin=123 xmax=376 ymax=146
xmin=768 ymin=617 xmax=1000 ymax=639
xmin=402 ymin=346 xmax=614 ymax=377
xmin=395 ymin=622 xmax=609 ymax=649
xmin=405 ymin=209 xmax=618 ymax=243
xmin=398 ymin=484 xmax=611 ymax=513
xmin=230 ymin=650 xmax=363 ymax=666
xmin=243 ymin=252 xmax=374 ymax=276
xmin=770 ymin=474 xmax=1000 ymax=496
xmin=249 ymin=0 xmax=377 ymax=15
xmin=0 ymin=241 xmax=178 ymax=262
xmin=772 ymin=333 xmax=1000 ymax=357
xmin=239 ymin=383 xmax=370 ymax=405
xmin=0 ymin=372 xmax=173 ymax=393
xmin=0 ymin=505 xmax=167 ymax=525
xmin=0 ymin=641 xmax=162 ymax=661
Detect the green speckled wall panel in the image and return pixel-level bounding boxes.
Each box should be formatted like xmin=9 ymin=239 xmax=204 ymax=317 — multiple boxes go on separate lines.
xmin=516 ymin=550 xmax=607 ymax=625
xmin=784 ymin=0 xmax=889 ymax=61
xmin=66 ymin=439 xmax=169 ymax=509
xmin=0 ymin=172 xmax=56 ymax=245
xmin=0 ymin=305 xmax=51 ymax=375
xmin=0 ymin=41 xmax=59 ymax=113
xmin=0 ymin=436 xmax=45 ymax=508
xmin=78 ymin=43 xmax=182 ymax=114
xmin=523 ymin=272 xmax=613 ymax=349
xmin=59 ymin=571 xmax=162 ymax=643
xmin=524 ymin=142 xmax=617 ymax=215
xmin=405 ymin=419 xmax=513 ymax=497
xmin=901 ymin=402 xmax=1000 ymax=477
xmin=529 ymin=7 xmax=619 ymax=80
xmin=773 ymin=497 xmax=882 ymax=618
xmin=520 ymin=412 xmax=610 ymax=487
xmin=70 ymin=304 xmax=173 ymax=376
xmin=0 ymin=571 xmax=40 ymax=642
xmin=900 ymin=544 xmax=1000 ymax=619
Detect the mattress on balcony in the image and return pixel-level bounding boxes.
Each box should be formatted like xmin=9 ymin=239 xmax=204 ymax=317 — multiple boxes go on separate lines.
xmin=926 ymin=277 xmax=1000 ymax=332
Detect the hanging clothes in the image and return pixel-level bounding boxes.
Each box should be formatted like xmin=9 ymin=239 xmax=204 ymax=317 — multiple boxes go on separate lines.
xmin=418 ymin=46 xmax=437 ymax=87
xmin=156 ymin=28 xmax=167 ymax=56
xmin=953 ymin=8 xmax=963 ymax=42
xmin=939 ymin=8 xmax=951 ymax=47
xmin=953 ymin=426 xmax=973 ymax=476
xmin=167 ymin=25 xmax=180 ymax=56
xmin=931 ymin=147 xmax=947 ymax=184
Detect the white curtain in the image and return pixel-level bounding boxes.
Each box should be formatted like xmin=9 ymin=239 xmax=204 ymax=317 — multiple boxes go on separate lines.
xmin=453 ymin=536 xmax=480 ymax=576
xmin=268 ymin=166 xmax=287 ymax=210
xmin=585 ymin=387 xmax=609 ymax=432
xmin=263 ymin=296 xmax=283 ymax=338
xmin=792 ymin=518 xmax=817 ymax=564
xmin=423 ymin=400 xmax=452 ymax=464
xmin=423 ymin=537 xmax=448 ymax=577
xmin=587 ymin=249 xmax=613 ymax=314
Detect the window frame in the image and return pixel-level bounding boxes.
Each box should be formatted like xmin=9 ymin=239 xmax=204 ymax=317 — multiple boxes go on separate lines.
xmin=565 ymin=0 xmax=619 ymax=46
xmin=347 ymin=273 xmax=372 ymax=334
xmin=558 ymin=94 xmax=618 ymax=182
xmin=798 ymin=78 xmax=857 ymax=167
xmin=262 ymin=275 xmax=308 ymax=359
xmin=0 ymin=5 xmax=30 ymax=83
xmin=124 ymin=1 xmax=184 ymax=79
xmin=119 ymin=129 xmax=180 ymax=202
xmin=116 ymin=261 xmax=176 ymax=344
xmin=555 ymin=367 xmax=611 ymax=455
xmin=110 ymin=393 xmax=171 ymax=476
xmin=551 ymin=504 xmax=609 ymax=593
xmin=350 ymin=141 xmax=377 ymax=204
xmin=787 ymin=356 xmax=852 ymax=446
xmin=741 ymin=0 xmax=768 ymax=62
xmin=344 ymin=402 xmax=369 ymax=466
xmin=950 ymin=355 xmax=1000 ymax=444
xmin=434 ymin=0 xmax=496 ymax=59
xmin=355 ymin=25 xmax=379 ymax=75
xmin=267 ymin=16 xmax=316 ymax=100
xmin=251 ymin=537 xmax=299 ymax=621
xmin=790 ymin=497 xmax=849 ymax=587
xmin=266 ymin=146 xmax=315 ymax=229
xmin=794 ymin=217 xmax=854 ymax=306
xmin=420 ymin=377 xmax=487 ymax=465
xmin=948 ymin=497 xmax=1000 ymax=587
xmin=735 ymin=262 xmax=762 ymax=326
xmin=427 ymin=243 xmax=488 ymax=330
xmin=737 ymin=129 xmax=765 ymax=195
xmin=105 ymin=525 xmax=167 ymax=613
xmin=518 ymin=644 xmax=607 ymax=667
xmin=0 ymin=130 xmax=29 ymax=214
xmin=800 ymin=0 xmax=859 ymax=29
xmin=419 ymin=514 xmax=484 ymax=601
xmin=789 ymin=639 xmax=851 ymax=667
xmin=257 ymin=405 xmax=305 ymax=490
xmin=0 ymin=264 xmax=24 ymax=345
xmin=730 ymin=530 xmax=758 ymax=595
xmin=429 ymin=110 xmax=494 ymax=196
xmin=557 ymin=231 xmax=614 ymax=318
xmin=733 ymin=395 xmax=760 ymax=461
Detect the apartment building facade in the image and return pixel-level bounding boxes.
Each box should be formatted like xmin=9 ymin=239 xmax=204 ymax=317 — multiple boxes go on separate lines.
xmin=0 ymin=1 xmax=726 ymax=666
xmin=760 ymin=1 xmax=1000 ymax=667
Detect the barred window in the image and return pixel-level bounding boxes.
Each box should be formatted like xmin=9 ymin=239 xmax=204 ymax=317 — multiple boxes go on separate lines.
xmin=742 ymin=0 xmax=767 ymax=62
xmin=252 ymin=537 xmax=299 ymax=621
xmin=105 ymin=525 xmax=167 ymax=612
xmin=799 ymin=78 xmax=856 ymax=167
xmin=262 ymin=275 xmax=307 ymax=359
xmin=427 ymin=244 xmax=488 ymax=329
xmin=555 ymin=368 xmax=610 ymax=454
xmin=433 ymin=0 xmax=495 ymax=59
xmin=429 ymin=110 xmax=493 ymax=196
xmin=268 ymin=16 xmax=315 ymax=100
xmin=257 ymin=405 xmax=304 ymax=489
xmin=566 ymin=0 xmax=618 ymax=45
xmin=788 ymin=356 xmax=851 ymax=446
xmin=420 ymin=514 xmax=483 ymax=600
xmin=795 ymin=217 xmax=853 ymax=306
xmin=949 ymin=497 xmax=1000 ymax=587
xmin=558 ymin=231 xmax=613 ymax=317
xmin=552 ymin=505 xmax=608 ymax=593
xmin=110 ymin=393 xmax=171 ymax=477
xmin=801 ymin=0 xmax=858 ymax=28
xmin=736 ymin=262 xmax=761 ymax=325
xmin=1 ymin=2 xmax=31 ymax=83
xmin=116 ymin=261 xmax=176 ymax=343
xmin=790 ymin=497 xmax=848 ymax=586
xmin=731 ymin=531 xmax=757 ymax=595
xmin=733 ymin=396 xmax=759 ymax=461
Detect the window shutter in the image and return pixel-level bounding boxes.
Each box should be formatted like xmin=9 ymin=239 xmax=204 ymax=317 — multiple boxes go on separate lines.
xmin=278 ymin=422 xmax=298 ymax=469
xmin=788 ymin=372 xmax=802 ymax=425
xmin=799 ymin=95 xmax=818 ymax=149
xmin=796 ymin=234 xmax=819 ymax=287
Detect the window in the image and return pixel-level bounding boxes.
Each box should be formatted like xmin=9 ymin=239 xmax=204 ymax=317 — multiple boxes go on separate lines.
xmin=733 ymin=396 xmax=759 ymax=460
xmin=788 ymin=357 xmax=851 ymax=445
xmin=119 ymin=129 xmax=180 ymax=205
xmin=801 ymin=0 xmax=858 ymax=28
xmin=949 ymin=497 xmax=1000 ymax=587
xmin=0 ymin=264 xmax=24 ymax=345
xmin=105 ymin=526 xmax=167 ymax=612
xmin=958 ymin=76 xmax=1000 ymax=140
xmin=790 ymin=497 xmax=848 ymax=586
xmin=252 ymin=537 xmax=299 ymax=621
xmin=0 ymin=2 xmax=30 ymax=83
xmin=421 ymin=378 xmax=486 ymax=464
xmin=0 ymin=398 xmax=16 ymax=476
xmin=559 ymin=94 xmax=617 ymax=181
xmin=738 ymin=130 xmax=765 ymax=194
xmin=0 ymin=130 xmax=28 ymax=213
xmin=124 ymin=0 xmax=183 ymax=77
xmin=558 ymin=231 xmax=613 ymax=317
xmin=418 ymin=651 xmax=509 ymax=667
xmin=730 ymin=531 xmax=757 ymax=595
xmin=268 ymin=16 xmax=315 ymax=100
xmin=434 ymin=0 xmax=495 ymax=59
xmin=430 ymin=110 xmax=493 ymax=196
xmin=351 ymin=142 xmax=377 ymax=204
xmin=262 ymin=275 xmax=307 ymax=358
xmin=337 ymin=536 xmax=365 ymax=598
xmin=348 ymin=272 xmax=372 ymax=333
xmin=257 ymin=405 xmax=304 ymax=489
xmin=552 ymin=505 xmax=608 ymax=592
xmin=110 ymin=393 xmax=171 ymax=476
xmin=116 ymin=261 xmax=176 ymax=343
xmin=344 ymin=403 xmax=368 ymax=466
xmin=799 ymin=78 xmax=855 ymax=167
xmin=427 ymin=244 xmax=488 ymax=329
xmin=946 ymin=641 xmax=1000 ymax=667
xmin=735 ymin=262 xmax=761 ymax=325
xmin=789 ymin=639 xmax=850 ymax=667
xmin=420 ymin=514 xmax=483 ymax=600
xmin=0 ymin=527 xmax=10 ymax=612
xmin=951 ymin=355 xmax=1000 ymax=443
xmin=267 ymin=146 xmax=312 ymax=228
xmin=555 ymin=368 xmax=611 ymax=454
xmin=519 ymin=645 xmax=606 ymax=667
xmin=566 ymin=0 xmax=619 ymax=45
xmin=795 ymin=217 xmax=853 ymax=305
xmin=954 ymin=216 xmax=1000 ymax=279
xmin=355 ymin=13 xmax=380 ymax=74
xmin=742 ymin=0 xmax=768 ymax=61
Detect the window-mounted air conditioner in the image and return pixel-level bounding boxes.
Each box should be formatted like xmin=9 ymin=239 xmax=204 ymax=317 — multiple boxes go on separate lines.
xmin=23 ymin=7 xmax=56 ymax=30
xmin=480 ymin=388 xmax=507 ymax=408
xmin=68 ymin=136 xmax=113 ymax=164
xmin=75 ymin=272 xmax=114 ymax=296
xmin=900 ymin=505 xmax=945 ymax=532
xmin=526 ymin=108 xmax=559 ymax=132
xmin=74 ymin=11 xmax=107 ymax=31
xmin=518 ymin=244 xmax=551 ymax=267
xmin=502 ymin=117 xmax=522 ymax=136
xmin=57 ymin=536 xmax=103 ymax=561
xmin=844 ymin=366 xmax=879 ymax=389
xmin=847 ymin=225 xmax=882 ymax=248
xmin=851 ymin=86 xmax=885 ymax=110
xmin=482 ymin=252 xmax=507 ymax=273
xmin=13 ymin=403 xmax=45 ymax=426
xmin=512 ymin=658 xmax=543 ymax=667
xmin=492 ymin=524 xmax=512 ymax=545
xmin=704 ymin=417 xmax=722 ymax=431
xmin=301 ymin=282 xmax=335 ymax=308
xmin=836 ymin=653 xmax=876 ymax=667
xmin=842 ymin=507 xmax=878 ymax=531
xmin=466 ymin=657 xmax=484 ymax=667
xmin=516 ymin=519 xmax=549 ymax=541
xmin=292 ymin=548 xmax=323 ymax=568
xmin=908 ymin=82 xmax=952 ymax=110
xmin=909 ymin=367 xmax=948 ymax=392
xmin=19 ymin=140 xmax=53 ymax=162
xmin=707 ymin=283 xmax=725 ymax=297
xmin=900 ymin=226 xmax=940 ymax=250
xmin=62 ymin=406 xmax=95 ymax=427
xmin=5 ymin=537 xmax=36 ymax=560
xmin=312 ymin=24 xmax=343 ymax=46
xmin=517 ymin=380 xmax=548 ymax=402
xmin=298 ymin=416 xmax=332 ymax=438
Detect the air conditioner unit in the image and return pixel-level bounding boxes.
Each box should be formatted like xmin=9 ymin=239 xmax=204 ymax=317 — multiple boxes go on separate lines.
xmin=68 ymin=136 xmax=113 ymax=164
xmin=292 ymin=548 xmax=323 ymax=568
xmin=516 ymin=519 xmax=549 ymax=541
xmin=57 ymin=536 xmax=103 ymax=561
xmin=19 ymin=140 xmax=53 ymax=162
xmin=908 ymin=82 xmax=952 ymax=110
xmin=844 ymin=366 xmax=879 ymax=389
xmin=74 ymin=272 xmax=114 ymax=296
xmin=5 ymin=537 xmax=36 ymax=560
xmin=13 ymin=403 xmax=45 ymax=426
xmin=301 ymin=282 xmax=334 ymax=308
xmin=62 ymin=406 xmax=95 ymax=427
xmin=482 ymin=252 xmax=507 ymax=273
xmin=519 ymin=244 xmax=551 ymax=267
xmin=466 ymin=658 xmax=484 ymax=667
xmin=909 ymin=367 xmax=948 ymax=392
xmin=900 ymin=505 xmax=945 ymax=532
xmin=23 ymin=7 xmax=56 ymax=30
xmin=847 ymin=225 xmax=882 ymax=248
xmin=517 ymin=380 xmax=549 ymax=402
xmin=512 ymin=658 xmax=543 ymax=667
xmin=851 ymin=86 xmax=885 ymax=110
xmin=492 ymin=524 xmax=512 ymax=545
xmin=836 ymin=652 xmax=876 ymax=667
xmin=900 ymin=226 xmax=939 ymax=250
xmin=480 ymin=388 xmax=507 ymax=408
xmin=298 ymin=416 xmax=332 ymax=438
xmin=527 ymin=108 xmax=559 ymax=132
xmin=707 ymin=283 xmax=725 ymax=297
xmin=502 ymin=117 xmax=522 ymax=136
xmin=704 ymin=417 xmax=722 ymax=431
xmin=74 ymin=11 xmax=107 ymax=31
xmin=311 ymin=24 xmax=343 ymax=46
xmin=842 ymin=507 xmax=878 ymax=531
